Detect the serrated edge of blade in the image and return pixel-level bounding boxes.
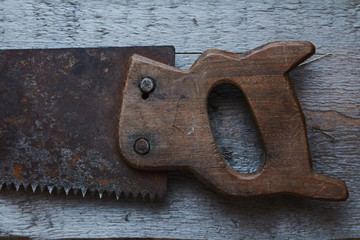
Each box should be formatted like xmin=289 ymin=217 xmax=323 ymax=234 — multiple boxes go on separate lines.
xmin=48 ymin=185 xmax=54 ymax=194
xmin=31 ymin=184 xmax=38 ymax=193
xmin=0 ymin=181 xmax=162 ymax=201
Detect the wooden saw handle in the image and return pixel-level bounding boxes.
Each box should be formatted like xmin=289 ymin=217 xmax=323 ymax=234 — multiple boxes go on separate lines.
xmin=118 ymin=41 xmax=348 ymax=200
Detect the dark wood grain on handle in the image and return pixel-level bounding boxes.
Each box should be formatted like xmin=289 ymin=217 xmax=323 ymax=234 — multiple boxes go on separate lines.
xmin=118 ymin=41 xmax=348 ymax=200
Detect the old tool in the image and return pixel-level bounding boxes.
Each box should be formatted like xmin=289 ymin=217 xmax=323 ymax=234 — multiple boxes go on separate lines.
xmin=0 ymin=42 xmax=348 ymax=200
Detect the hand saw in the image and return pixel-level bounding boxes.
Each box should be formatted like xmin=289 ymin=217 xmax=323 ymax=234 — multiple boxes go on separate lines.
xmin=0 ymin=41 xmax=348 ymax=201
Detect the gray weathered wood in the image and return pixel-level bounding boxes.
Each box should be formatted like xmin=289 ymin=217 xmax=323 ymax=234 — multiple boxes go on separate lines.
xmin=0 ymin=0 xmax=359 ymax=239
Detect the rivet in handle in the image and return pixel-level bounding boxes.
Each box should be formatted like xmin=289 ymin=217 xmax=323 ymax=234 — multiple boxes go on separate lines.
xmin=140 ymin=77 xmax=155 ymax=94
xmin=134 ymin=138 xmax=150 ymax=155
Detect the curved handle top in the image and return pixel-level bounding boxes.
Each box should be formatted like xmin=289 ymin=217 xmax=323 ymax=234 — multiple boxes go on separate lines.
xmin=118 ymin=41 xmax=348 ymax=200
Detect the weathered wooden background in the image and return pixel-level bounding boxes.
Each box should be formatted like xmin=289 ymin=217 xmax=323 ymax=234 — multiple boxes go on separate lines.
xmin=0 ymin=0 xmax=359 ymax=239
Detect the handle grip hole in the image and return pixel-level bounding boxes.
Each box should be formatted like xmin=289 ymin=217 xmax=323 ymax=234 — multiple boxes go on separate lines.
xmin=207 ymin=84 xmax=265 ymax=174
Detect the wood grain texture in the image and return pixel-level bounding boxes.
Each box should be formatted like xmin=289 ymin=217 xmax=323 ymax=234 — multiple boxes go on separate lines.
xmin=0 ymin=0 xmax=359 ymax=239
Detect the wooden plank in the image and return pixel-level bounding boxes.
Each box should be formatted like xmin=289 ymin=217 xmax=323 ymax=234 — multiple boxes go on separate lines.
xmin=0 ymin=0 xmax=359 ymax=239
xmin=0 ymin=1 xmax=359 ymax=55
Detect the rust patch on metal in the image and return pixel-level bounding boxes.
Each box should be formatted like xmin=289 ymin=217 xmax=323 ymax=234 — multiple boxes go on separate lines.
xmin=0 ymin=46 xmax=175 ymax=198
xmin=13 ymin=166 xmax=24 ymax=180
xmin=101 ymin=179 xmax=107 ymax=187
xmin=72 ymin=155 xmax=79 ymax=163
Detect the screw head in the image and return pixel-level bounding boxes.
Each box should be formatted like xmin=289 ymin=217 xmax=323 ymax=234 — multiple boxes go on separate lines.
xmin=140 ymin=77 xmax=155 ymax=94
xmin=134 ymin=138 xmax=150 ymax=155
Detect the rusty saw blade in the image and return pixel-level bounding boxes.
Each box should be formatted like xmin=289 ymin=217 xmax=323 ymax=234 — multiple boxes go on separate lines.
xmin=0 ymin=46 xmax=175 ymax=199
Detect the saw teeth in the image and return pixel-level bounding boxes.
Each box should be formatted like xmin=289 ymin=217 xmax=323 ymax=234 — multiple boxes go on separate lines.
xmin=31 ymin=184 xmax=38 ymax=193
xmin=47 ymin=186 xmax=54 ymax=194
xmin=64 ymin=187 xmax=70 ymax=196
xmin=81 ymin=188 xmax=87 ymax=198
xmin=0 ymin=182 xmax=159 ymax=201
